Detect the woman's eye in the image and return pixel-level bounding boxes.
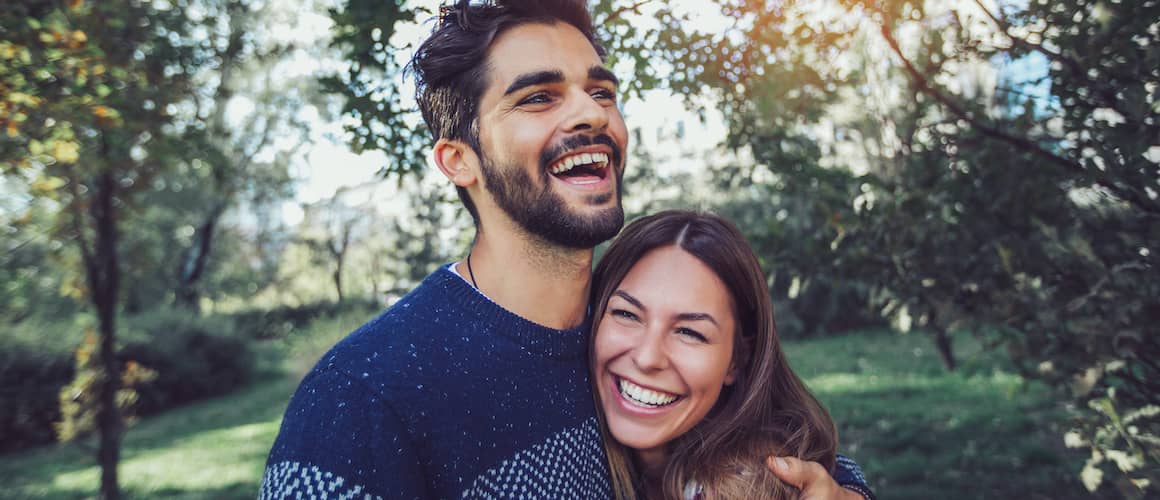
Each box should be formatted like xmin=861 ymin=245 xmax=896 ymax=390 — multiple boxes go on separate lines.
xmin=676 ymin=327 xmax=708 ymax=343
xmin=610 ymin=309 xmax=638 ymax=321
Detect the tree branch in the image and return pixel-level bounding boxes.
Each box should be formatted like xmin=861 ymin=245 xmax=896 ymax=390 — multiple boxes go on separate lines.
xmin=602 ymin=0 xmax=654 ymax=23
xmin=877 ymin=22 xmax=1160 ymax=217
xmin=67 ymin=173 xmax=96 ymax=277
xmin=969 ymin=0 xmax=1128 ymax=118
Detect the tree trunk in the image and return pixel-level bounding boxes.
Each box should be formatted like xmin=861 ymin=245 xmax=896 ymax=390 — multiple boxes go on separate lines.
xmin=175 ymin=202 xmax=225 ymax=311
xmin=90 ymin=171 xmax=122 ymax=500
xmin=933 ymin=326 xmax=957 ymax=371
xmin=333 ymin=263 xmax=344 ymax=303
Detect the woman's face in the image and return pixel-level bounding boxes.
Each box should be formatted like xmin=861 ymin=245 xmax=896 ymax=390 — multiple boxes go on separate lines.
xmin=594 ymin=245 xmax=737 ymax=461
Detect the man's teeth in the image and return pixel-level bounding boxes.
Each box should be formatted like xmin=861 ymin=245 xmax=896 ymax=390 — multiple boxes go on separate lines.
xmin=550 ymin=152 xmax=609 ymax=174
xmin=618 ymin=378 xmax=679 ymax=407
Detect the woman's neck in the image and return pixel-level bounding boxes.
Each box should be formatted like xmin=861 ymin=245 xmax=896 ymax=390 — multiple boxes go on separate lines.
xmin=634 ymin=447 xmax=668 ymax=499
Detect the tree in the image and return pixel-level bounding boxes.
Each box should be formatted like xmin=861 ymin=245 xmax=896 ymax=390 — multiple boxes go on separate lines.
xmin=0 ymin=1 xmax=194 ymax=497
xmin=167 ymin=0 xmax=319 ymax=311
xmin=838 ymin=1 xmax=1159 ymax=494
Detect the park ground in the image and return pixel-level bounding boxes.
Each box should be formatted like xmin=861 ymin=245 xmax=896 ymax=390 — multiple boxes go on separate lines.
xmin=0 ymin=312 xmax=1091 ymax=499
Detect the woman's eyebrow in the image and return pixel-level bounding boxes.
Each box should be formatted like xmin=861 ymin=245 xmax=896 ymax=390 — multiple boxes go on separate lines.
xmin=675 ymin=312 xmax=718 ymax=326
xmin=612 ymin=290 xmax=644 ymax=310
xmin=613 ymin=290 xmax=719 ymax=326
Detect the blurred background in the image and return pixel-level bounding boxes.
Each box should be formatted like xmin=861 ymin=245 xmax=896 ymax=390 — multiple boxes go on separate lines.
xmin=1 ymin=0 xmax=1157 ymax=498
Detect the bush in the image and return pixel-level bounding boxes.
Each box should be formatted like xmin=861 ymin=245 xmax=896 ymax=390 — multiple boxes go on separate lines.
xmin=0 ymin=319 xmax=84 ymax=453
xmin=0 ymin=343 xmax=74 ymax=452
xmin=231 ymin=299 xmax=379 ymax=340
xmin=120 ymin=309 xmax=254 ymax=416
xmin=1 ymin=309 xmax=259 ymax=453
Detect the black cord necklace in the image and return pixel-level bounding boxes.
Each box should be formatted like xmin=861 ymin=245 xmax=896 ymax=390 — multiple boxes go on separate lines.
xmin=466 ymin=253 xmax=479 ymax=289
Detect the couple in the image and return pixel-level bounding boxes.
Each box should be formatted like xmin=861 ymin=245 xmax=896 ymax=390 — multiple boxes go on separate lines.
xmin=262 ymin=1 xmax=874 ymax=498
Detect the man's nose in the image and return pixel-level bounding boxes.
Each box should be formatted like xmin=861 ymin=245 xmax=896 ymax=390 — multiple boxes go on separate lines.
xmin=562 ymin=88 xmax=609 ymax=133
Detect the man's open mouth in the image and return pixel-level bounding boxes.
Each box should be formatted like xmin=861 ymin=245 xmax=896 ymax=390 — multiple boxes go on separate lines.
xmin=548 ymin=151 xmax=610 ymax=183
xmin=617 ymin=376 xmax=680 ymax=408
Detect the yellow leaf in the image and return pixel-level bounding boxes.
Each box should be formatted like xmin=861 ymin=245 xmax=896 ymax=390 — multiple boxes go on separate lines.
xmin=10 ymin=92 xmax=42 ymax=107
xmin=69 ymin=0 xmax=84 ymax=10
xmin=6 ymin=122 xmax=17 ymax=138
xmin=51 ymin=140 xmax=80 ymax=163
xmin=92 ymin=105 xmax=116 ymax=118
xmin=31 ymin=176 xmax=67 ymax=194
xmin=71 ymin=30 xmax=87 ymax=45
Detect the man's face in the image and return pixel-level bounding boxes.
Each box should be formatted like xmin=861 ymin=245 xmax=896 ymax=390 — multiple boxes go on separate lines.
xmin=472 ymin=22 xmax=629 ymax=249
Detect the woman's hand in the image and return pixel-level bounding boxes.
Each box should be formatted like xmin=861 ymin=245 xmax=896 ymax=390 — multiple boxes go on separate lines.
xmin=766 ymin=456 xmax=866 ymax=500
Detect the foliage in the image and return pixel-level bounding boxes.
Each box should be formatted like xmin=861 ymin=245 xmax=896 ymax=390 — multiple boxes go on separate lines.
xmin=118 ymin=309 xmax=254 ymax=416
xmin=0 ymin=309 xmax=263 ymax=454
xmin=321 ymin=0 xmax=428 ymax=177
xmin=56 ymin=331 xmax=157 ymax=444
xmin=1 ymin=0 xmax=200 ymax=495
xmin=831 ymin=1 xmax=1160 ymax=494
xmin=0 ymin=318 xmax=82 ymax=453
xmin=231 ymin=299 xmax=380 ymax=340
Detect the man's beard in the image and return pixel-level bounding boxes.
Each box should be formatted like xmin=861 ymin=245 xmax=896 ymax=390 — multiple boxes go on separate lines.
xmin=480 ymin=134 xmax=625 ymax=250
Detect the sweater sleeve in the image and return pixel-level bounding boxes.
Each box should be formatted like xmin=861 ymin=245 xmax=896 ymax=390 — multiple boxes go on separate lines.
xmin=833 ymin=454 xmax=876 ymax=500
xmin=260 ymin=369 xmax=430 ymax=500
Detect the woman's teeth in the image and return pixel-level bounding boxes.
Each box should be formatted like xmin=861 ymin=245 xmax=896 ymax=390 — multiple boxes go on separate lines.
xmin=550 ymin=152 xmax=609 ymax=174
xmin=618 ymin=377 xmax=679 ymax=407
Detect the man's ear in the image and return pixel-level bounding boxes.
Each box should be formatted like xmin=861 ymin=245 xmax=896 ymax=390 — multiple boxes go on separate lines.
xmin=433 ymin=138 xmax=479 ymax=188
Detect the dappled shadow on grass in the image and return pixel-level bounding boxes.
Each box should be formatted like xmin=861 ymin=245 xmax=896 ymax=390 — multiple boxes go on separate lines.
xmin=4 ymin=482 xmax=262 ymax=500
xmin=788 ymin=332 xmax=1090 ymax=500
xmin=0 ymin=375 xmax=297 ymax=500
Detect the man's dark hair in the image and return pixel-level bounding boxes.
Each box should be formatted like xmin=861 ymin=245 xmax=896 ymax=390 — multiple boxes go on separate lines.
xmin=409 ymin=0 xmax=605 ymax=223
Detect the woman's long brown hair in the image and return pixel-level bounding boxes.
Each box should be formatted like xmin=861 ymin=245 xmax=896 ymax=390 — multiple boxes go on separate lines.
xmin=590 ymin=210 xmax=837 ymax=500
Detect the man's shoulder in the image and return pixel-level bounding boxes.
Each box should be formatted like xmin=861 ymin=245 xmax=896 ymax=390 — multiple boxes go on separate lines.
xmin=307 ymin=267 xmax=469 ymax=390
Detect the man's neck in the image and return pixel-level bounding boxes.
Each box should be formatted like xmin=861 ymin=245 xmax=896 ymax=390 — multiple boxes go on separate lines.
xmin=459 ymin=230 xmax=594 ymax=330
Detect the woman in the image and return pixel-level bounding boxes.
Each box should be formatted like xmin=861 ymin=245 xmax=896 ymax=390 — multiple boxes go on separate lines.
xmin=589 ymin=210 xmax=873 ymax=500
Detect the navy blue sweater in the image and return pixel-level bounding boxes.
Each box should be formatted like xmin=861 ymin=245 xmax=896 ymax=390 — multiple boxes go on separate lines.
xmin=261 ymin=267 xmax=612 ymax=498
xmin=260 ymin=265 xmax=874 ymax=499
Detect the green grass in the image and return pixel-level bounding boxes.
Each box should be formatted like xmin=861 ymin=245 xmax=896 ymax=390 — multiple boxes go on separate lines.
xmin=0 ymin=325 xmax=1092 ymax=499
xmin=786 ymin=330 xmax=1090 ymax=500
xmin=0 ymin=375 xmax=297 ymax=499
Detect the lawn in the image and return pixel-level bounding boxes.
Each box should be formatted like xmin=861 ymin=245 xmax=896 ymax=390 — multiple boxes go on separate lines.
xmin=0 ymin=328 xmax=1092 ymax=499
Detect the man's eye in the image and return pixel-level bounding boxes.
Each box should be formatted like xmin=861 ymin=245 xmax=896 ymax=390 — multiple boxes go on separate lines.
xmin=592 ymin=89 xmax=617 ymax=101
xmin=676 ymin=327 xmax=708 ymax=343
xmin=518 ymin=93 xmax=552 ymax=105
xmin=610 ymin=309 xmax=638 ymax=321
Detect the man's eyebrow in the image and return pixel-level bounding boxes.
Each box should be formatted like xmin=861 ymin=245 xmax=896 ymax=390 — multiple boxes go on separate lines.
xmin=503 ymin=70 xmax=565 ymax=96
xmin=589 ymin=66 xmax=618 ymax=87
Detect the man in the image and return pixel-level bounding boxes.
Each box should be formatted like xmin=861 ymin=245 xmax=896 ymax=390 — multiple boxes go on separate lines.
xmin=261 ymin=1 xmax=872 ymax=498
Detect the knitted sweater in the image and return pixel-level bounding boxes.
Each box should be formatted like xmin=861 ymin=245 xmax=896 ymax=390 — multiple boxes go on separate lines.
xmin=260 ymin=265 xmax=876 ymax=499
xmin=260 ymin=266 xmax=612 ymax=499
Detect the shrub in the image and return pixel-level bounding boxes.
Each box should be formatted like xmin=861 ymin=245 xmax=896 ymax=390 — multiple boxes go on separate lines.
xmin=120 ymin=309 xmax=254 ymax=415
xmin=0 ymin=318 xmax=83 ymax=452
xmin=232 ymin=299 xmax=380 ymax=340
